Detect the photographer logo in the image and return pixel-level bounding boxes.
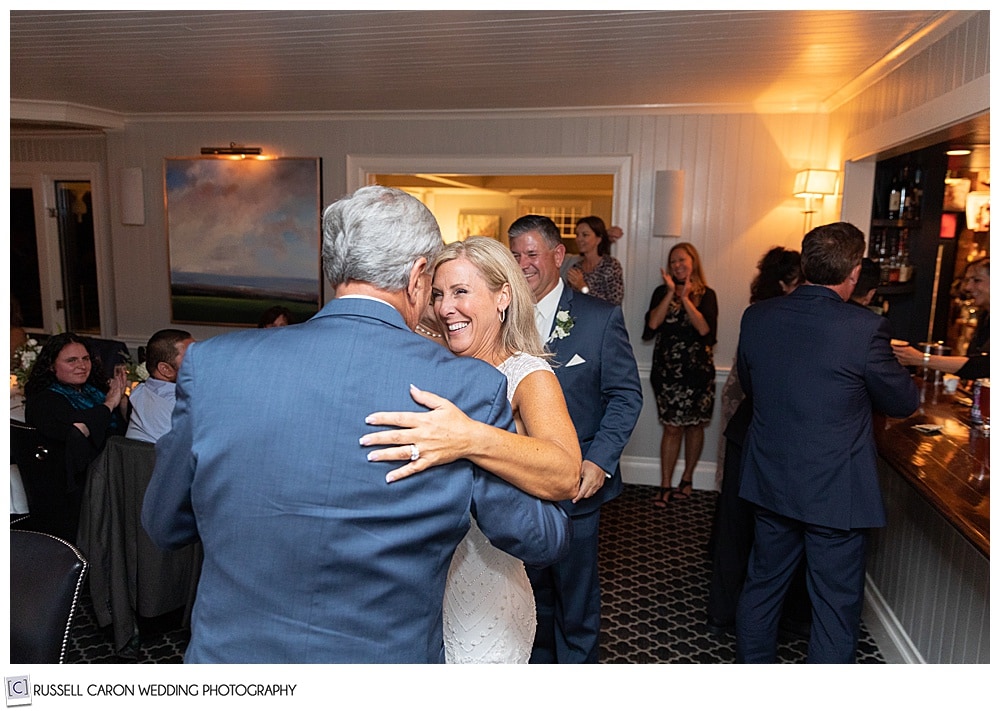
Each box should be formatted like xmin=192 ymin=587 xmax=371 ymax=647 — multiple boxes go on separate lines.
xmin=5 ymin=676 xmax=31 ymax=707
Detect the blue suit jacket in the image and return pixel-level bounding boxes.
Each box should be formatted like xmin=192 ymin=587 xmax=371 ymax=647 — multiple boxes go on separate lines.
xmin=142 ymin=297 xmax=571 ymax=663
xmin=544 ymin=284 xmax=643 ymax=516
xmin=736 ymin=284 xmax=919 ymax=530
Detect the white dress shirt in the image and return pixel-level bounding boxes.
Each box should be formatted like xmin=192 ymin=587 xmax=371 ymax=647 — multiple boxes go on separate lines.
xmin=126 ymin=377 xmax=177 ymax=443
xmin=534 ymin=279 xmax=565 ymax=343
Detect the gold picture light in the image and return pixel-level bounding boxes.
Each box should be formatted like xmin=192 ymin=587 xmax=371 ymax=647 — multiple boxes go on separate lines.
xmin=200 ymin=142 xmax=262 ymax=156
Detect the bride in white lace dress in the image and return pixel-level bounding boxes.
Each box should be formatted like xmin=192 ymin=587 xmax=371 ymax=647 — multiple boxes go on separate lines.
xmin=363 ymin=237 xmax=580 ymax=663
xmin=442 ymin=352 xmax=556 ymax=663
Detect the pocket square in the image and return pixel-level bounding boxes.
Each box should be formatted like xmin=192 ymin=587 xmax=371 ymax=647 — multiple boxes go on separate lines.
xmin=565 ymin=354 xmax=586 ymax=367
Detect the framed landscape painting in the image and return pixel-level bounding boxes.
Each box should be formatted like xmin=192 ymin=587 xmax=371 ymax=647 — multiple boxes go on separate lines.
xmin=457 ymin=212 xmax=501 ymax=241
xmin=164 ymin=157 xmax=322 ymax=326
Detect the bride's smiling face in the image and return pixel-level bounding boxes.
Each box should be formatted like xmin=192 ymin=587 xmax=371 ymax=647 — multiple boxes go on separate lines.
xmin=432 ymin=257 xmax=509 ymax=364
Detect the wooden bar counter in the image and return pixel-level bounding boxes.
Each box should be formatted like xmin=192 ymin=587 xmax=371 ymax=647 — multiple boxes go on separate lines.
xmin=865 ymin=375 xmax=990 ymax=663
xmin=873 ymin=376 xmax=989 ymax=557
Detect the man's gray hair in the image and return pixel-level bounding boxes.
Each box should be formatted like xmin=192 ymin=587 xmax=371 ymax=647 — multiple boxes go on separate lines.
xmin=322 ymin=185 xmax=442 ymax=291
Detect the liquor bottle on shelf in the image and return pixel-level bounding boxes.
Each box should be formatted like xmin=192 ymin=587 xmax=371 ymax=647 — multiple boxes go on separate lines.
xmin=888 ymin=254 xmax=901 ymax=283
xmin=878 ymin=232 xmax=890 ymax=283
xmin=887 ymin=170 xmax=903 ymax=220
xmin=905 ymin=167 xmax=923 ymax=220
xmin=897 ymin=167 xmax=910 ymax=220
xmin=897 ymin=228 xmax=913 ymax=282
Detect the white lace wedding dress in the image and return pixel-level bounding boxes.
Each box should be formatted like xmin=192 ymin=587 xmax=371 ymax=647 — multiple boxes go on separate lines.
xmin=442 ymin=352 xmax=552 ymax=664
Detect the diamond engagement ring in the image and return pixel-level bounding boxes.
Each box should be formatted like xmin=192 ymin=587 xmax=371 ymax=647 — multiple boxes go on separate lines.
xmin=409 ymin=444 xmax=420 ymax=461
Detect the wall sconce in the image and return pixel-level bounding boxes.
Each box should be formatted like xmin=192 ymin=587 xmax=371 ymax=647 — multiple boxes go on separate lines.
xmin=793 ymin=169 xmax=839 ymax=233
xmin=200 ymin=142 xmax=262 ymax=157
xmin=653 ymin=170 xmax=684 ymax=238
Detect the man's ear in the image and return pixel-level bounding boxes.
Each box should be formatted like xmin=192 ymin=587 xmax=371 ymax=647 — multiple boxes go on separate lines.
xmin=154 ymin=362 xmax=173 ymax=381
xmin=553 ymin=242 xmax=567 ymax=268
xmin=848 ymin=263 xmax=861 ymax=285
xmin=406 ymin=257 xmax=430 ymax=303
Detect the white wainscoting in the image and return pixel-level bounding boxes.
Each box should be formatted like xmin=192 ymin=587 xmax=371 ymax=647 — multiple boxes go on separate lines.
xmin=862 ymin=458 xmax=990 ymax=664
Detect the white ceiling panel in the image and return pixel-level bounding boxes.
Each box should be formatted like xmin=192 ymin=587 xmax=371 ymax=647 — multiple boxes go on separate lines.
xmin=10 ymin=9 xmax=959 ymax=122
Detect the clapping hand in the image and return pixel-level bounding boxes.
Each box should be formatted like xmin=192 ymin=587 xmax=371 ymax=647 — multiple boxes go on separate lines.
xmin=566 ymin=265 xmax=586 ymax=291
xmin=105 ymin=364 xmax=128 ymax=406
xmin=660 ymin=267 xmax=676 ymax=293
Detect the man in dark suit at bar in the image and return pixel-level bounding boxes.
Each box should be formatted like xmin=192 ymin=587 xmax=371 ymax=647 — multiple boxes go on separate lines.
xmin=735 ymin=221 xmax=919 ymax=663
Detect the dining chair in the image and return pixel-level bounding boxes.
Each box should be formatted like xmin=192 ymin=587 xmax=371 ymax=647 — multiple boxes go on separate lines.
xmin=10 ymin=420 xmax=81 ymax=543
xmin=10 ymin=529 xmax=89 ymax=663
xmin=77 ymin=435 xmax=203 ymax=657
xmin=81 ymin=336 xmax=130 ymax=381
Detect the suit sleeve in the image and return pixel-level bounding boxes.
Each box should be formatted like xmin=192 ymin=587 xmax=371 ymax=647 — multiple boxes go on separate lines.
xmin=864 ymin=317 xmax=920 ymax=419
xmin=471 ymin=377 xmax=572 ymax=567
xmin=142 ymin=345 xmax=200 ymax=550
xmin=586 ymin=306 xmax=643 ymax=476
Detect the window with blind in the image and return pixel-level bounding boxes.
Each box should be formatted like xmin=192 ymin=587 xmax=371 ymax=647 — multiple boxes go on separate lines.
xmin=516 ymin=200 xmax=592 ymax=238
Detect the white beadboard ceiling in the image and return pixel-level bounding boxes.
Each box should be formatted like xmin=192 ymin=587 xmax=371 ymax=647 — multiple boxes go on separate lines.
xmin=9 ymin=9 xmax=971 ymax=126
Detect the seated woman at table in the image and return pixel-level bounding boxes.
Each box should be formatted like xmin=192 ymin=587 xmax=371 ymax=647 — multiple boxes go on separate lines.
xmin=24 ymin=333 xmax=130 ymax=496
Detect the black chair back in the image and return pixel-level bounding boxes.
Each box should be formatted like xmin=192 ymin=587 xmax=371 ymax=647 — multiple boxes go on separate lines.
xmin=81 ymin=337 xmax=130 ymax=381
xmin=10 ymin=529 xmax=88 ymax=663
xmin=10 ymin=420 xmax=81 ymax=543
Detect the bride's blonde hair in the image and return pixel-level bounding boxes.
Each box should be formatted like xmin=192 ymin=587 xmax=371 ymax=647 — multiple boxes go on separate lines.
xmin=432 ymin=237 xmax=550 ymax=360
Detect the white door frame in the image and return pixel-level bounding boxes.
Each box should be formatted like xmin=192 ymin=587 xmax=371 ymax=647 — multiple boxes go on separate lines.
xmin=345 ymin=153 xmax=632 ymax=291
xmin=10 ymin=161 xmax=114 ymax=336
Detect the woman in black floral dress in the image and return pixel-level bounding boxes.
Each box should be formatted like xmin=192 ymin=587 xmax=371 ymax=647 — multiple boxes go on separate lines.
xmin=643 ymin=242 xmax=717 ymax=507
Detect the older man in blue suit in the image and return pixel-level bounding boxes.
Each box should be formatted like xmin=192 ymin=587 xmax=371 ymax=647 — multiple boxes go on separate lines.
xmin=735 ymin=221 xmax=919 ymax=663
xmin=509 ymin=215 xmax=643 ymax=664
xmin=142 ymin=187 xmax=570 ymax=663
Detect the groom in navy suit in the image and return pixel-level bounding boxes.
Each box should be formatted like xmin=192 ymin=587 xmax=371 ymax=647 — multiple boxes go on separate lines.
xmin=509 ymin=215 xmax=643 ymax=663
xmin=735 ymin=222 xmax=919 ymax=663
xmin=142 ymin=187 xmax=570 ymax=663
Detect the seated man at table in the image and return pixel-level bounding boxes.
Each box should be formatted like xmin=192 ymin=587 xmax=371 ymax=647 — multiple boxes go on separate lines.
xmin=125 ymin=329 xmax=194 ymax=443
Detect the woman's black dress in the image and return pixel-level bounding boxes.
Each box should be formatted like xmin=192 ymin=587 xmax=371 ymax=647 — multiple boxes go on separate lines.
xmin=643 ymin=284 xmax=718 ymax=426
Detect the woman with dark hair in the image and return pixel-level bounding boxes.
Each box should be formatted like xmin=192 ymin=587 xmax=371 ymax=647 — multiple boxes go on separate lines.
xmin=23 ymin=332 xmax=130 ymax=538
xmin=717 ymin=247 xmax=802 ymax=434
xmin=643 ymin=242 xmax=718 ymax=506
xmin=565 ymin=215 xmax=624 ymax=305
xmin=706 ymin=246 xmax=807 ymax=636
xmin=749 ymin=247 xmax=803 ymax=304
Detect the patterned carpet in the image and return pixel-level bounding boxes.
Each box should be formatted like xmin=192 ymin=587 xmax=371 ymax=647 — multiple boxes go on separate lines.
xmin=61 ymin=484 xmax=884 ymax=664
xmin=598 ymin=485 xmax=884 ymax=663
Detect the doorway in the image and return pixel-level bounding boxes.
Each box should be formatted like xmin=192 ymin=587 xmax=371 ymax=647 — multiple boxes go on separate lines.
xmin=372 ymin=173 xmax=614 ymax=249
xmin=10 ymin=162 xmax=111 ymax=335
xmin=346 ymin=154 xmax=632 ymax=296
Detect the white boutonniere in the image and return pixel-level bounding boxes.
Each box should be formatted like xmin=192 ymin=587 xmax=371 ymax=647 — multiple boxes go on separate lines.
xmin=548 ymin=309 xmax=575 ymax=343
